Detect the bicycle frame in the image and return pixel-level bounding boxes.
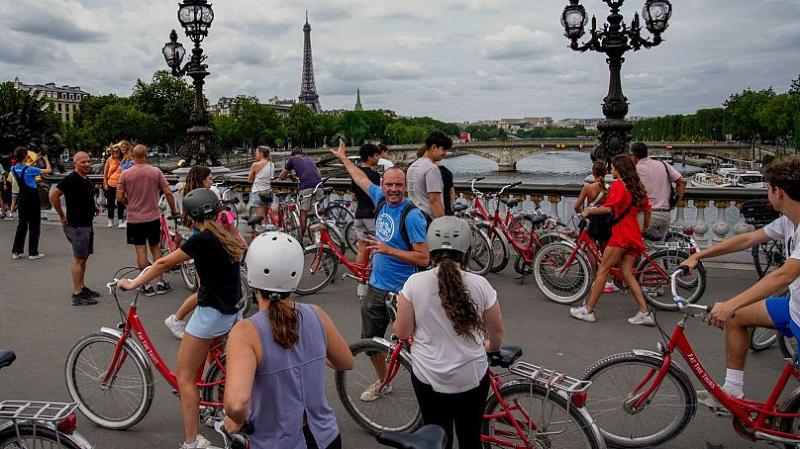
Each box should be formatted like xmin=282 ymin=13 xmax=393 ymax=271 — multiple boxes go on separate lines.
xmin=100 ymin=299 xmax=226 ymax=407
xmin=630 ymin=320 xmax=800 ymax=441
xmin=312 ymin=223 xmax=371 ymax=282
xmin=159 ymin=212 xmax=182 ymax=252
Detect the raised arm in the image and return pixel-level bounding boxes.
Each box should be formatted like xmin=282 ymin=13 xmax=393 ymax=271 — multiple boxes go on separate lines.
xmin=685 ymin=228 xmax=771 ymax=269
xmin=329 ymin=141 xmax=374 ymax=195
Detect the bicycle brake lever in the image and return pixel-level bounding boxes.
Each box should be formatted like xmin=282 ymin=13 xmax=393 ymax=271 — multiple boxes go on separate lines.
xmin=106 ymin=279 xmax=118 ymax=296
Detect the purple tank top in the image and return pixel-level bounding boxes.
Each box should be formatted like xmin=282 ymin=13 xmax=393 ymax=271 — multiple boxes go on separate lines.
xmin=247 ymin=303 xmax=338 ymax=449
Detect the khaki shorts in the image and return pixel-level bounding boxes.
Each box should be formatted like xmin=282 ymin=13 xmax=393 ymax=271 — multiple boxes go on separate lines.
xmin=298 ymin=188 xmax=324 ymax=212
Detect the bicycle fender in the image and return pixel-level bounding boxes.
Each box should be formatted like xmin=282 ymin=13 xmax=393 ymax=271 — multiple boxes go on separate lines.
xmin=0 ymin=423 xmax=95 ymax=449
xmin=369 ymin=337 xmax=413 ymax=364
xmin=779 ymin=384 xmax=800 ymax=413
xmin=99 ymin=327 xmax=155 ymax=374
xmin=631 ymin=349 xmax=694 ymax=381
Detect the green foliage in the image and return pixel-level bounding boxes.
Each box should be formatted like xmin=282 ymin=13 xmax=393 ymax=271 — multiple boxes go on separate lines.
xmin=464 ymin=124 xmax=507 ymax=140
xmin=516 ymin=125 xmax=594 ymax=139
xmin=0 ymin=81 xmax=61 ymax=157
xmin=131 ymin=71 xmax=194 ymax=149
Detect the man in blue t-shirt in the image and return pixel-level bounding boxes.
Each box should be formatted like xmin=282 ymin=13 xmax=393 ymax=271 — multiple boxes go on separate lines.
xmin=11 ymin=146 xmax=51 ymax=259
xmin=330 ymin=141 xmax=430 ymax=401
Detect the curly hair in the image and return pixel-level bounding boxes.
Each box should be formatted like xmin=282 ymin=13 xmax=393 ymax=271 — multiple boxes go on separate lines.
xmin=611 ymin=155 xmax=647 ymax=207
xmin=765 ymin=155 xmax=800 ymax=202
xmin=434 ymin=250 xmax=485 ymax=343
xmin=182 ymin=166 xmax=212 ymax=197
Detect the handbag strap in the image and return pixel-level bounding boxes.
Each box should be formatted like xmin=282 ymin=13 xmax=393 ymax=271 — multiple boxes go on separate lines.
xmin=609 ymin=197 xmax=635 ymax=226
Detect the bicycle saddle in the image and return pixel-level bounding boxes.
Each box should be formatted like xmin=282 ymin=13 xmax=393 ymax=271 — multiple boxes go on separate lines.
xmin=453 ymin=203 xmax=469 ymax=213
xmin=376 ymin=425 xmax=447 ymax=449
xmin=323 ymin=187 xmax=334 ymax=195
xmin=505 ymin=199 xmax=519 ymax=208
xmin=247 ymin=216 xmax=265 ymax=226
xmin=0 ymin=351 xmax=16 ymax=370
xmin=488 ymin=346 xmax=523 ymax=368
xmin=525 ymin=214 xmax=549 ymax=226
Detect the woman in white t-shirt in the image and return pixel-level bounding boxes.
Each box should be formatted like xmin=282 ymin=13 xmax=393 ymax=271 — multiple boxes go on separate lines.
xmin=393 ymin=216 xmax=504 ymax=449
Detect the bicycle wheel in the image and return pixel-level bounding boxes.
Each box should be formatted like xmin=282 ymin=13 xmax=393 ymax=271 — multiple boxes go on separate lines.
xmin=581 ymin=352 xmax=696 ymax=448
xmin=749 ymin=327 xmax=779 ymax=351
xmin=345 ymin=220 xmax=359 ymax=255
xmin=779 ymin=333 xmax=797 ymax=360
xmin=466 ymin=225 xmax=493 ymax=276
xmin=637 ymin=249 xmax=706 ymax=311
xmin=295 ymin=246 xmax=339 ymax=296
xmin=282 ymin=208 xmax=300 ymax=238
xmin=533 ymin=242 xmax=592 ymax=305
xmin=181 ymin=260 xmax=198 ymax=292
xmin=753 ymin=240 xmax=786 ymax=279
xmin=0 ymin=424 xmax=84 ymax=449
xmin=201 ymin=352 xmax=226 ymax=405
xmin=323 ymin=203 xmax=354 ymax=230
xmin=238 ymin=265 xmax=256 ymax=318
xmin=487 ymin=229 xmax=510 ymax=273
xmin=65 ymin=332 xmax=153 ymax=430
xmin=335 ymin=339 xmax=422 ymax=435
xmin=482 ymin=381 xmax=603 ymax=449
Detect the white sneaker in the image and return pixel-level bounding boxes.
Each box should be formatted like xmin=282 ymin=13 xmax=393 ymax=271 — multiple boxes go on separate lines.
xmin=570 ymin=306 xmax=596 ymax=323
xmin=118 ymin=220 xmax=127 ymax=229
xmin=165 ymin=314 xmax=186 ymax=339
xmin=179 ymin=434 xmax=211 ymax=449
xmin=628 ymin=311 xmax=655 ymax=326
xmin=107 ymin=219 xmax=114 ymax=228
xmin=28 ymin=254 xmax=45 ymax=260
xmin=360 ymin=379 xmax=393 ymax=402
xmin=11 ymin=253 xmax=21 ymax=260
xmin=697 ymin=387 xmax=743 ymax=409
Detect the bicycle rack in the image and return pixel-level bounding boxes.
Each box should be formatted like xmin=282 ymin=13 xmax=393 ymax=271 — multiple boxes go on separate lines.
xmin=0 ymin=401 xmax=77 ymax=423
xmin=508 ymin=361 xmax=591 ymax=394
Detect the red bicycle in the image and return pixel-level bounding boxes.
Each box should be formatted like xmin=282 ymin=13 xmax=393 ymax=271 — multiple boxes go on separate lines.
xmin=335 ymin=330 xmax=604 ymax=448
xmin=532 ymin=218 xmax=706 ymax=310
xmin=158 ymin=209 xmax=199 ymax=291
xmin=64 ymin=267 xmax=227 ymax=430
xmin=581 ymin=268 xmax=800 ymax=448
xmin=295 ymin=186 xmax=372 ymax=296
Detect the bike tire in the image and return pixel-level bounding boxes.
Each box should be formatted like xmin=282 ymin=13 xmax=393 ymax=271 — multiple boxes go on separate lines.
xmin=466 ymin=225 xmax=493 ymax=276
xmin=201 ymin=352 xmax=227 ymax=405
xmin=486 ymin=228 xmax=510 ymax=273
xmin=532 ymin=241 xmax=593 ymax=305
xmin=581 ymin=352 xmax=696 ymax=448
xmin=181 ymin=260 xmax=198 ymax=292
xmin=514 ymin=232 xmax=570 ymax=275
xmin=778 ymin=384 xmax=800 ymax=441
xmin=482 ymin=381 xmax=603 ymax=449
xmin=238 ymin=265 xmax=256 ymax=318
xmin=344 ymin=220 xmax=359 ymax=255
xmin=295 ymin=246 xmax=339 ymax=296
xmin=322 ymin=204 xmax=354 ymax=230
xmin=334 ymin=339 xmax=422 ymax=436
xmin=749 ymin=327 xmax=779 ymax=351
xmin=779 ymin=333 xmax=797 ymax=360
xmin=637 ymin=249 xmax=706 ymax=311
xmin=753 ymin=240 xmax=786 ymax=279
xmin=65 ymin=332 xmax=154 ymax=430
xmin=0 ymin=423 xmax=85 ymax=449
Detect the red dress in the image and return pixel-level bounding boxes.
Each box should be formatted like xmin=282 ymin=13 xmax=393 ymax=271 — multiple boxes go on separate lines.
xmin=604 ymin=180 xmax=651 ymax=254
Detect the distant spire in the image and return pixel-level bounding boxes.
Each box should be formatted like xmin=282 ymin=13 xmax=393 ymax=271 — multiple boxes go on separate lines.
xmin=305 ymin=11 xmax=309 ymax=25
xmin=299 ymin=12 xmax=321 ymax=112
xmin=354 ymin=88 xmax=363 ymax=111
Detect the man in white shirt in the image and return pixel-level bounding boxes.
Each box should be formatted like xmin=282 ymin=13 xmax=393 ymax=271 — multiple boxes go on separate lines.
xmin=631 ymin=142 xmax=686 ymax=238
xmin=684 ymin=156 xmax=800 ymax=403
xmin=406 ymin=131 xmax=451 ymax=220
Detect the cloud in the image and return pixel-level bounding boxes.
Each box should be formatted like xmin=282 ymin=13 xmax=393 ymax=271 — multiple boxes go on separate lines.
xmin=0 ymin=1 xmax=107 ymax=43
xmin=482 ymin=25 xmax=554 ymax=60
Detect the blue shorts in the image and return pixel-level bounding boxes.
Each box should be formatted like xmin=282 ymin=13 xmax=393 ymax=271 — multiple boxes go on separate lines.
xmin=765 ymin=296 xmax=800 ymax=339
xmin=185 ymin=306 xmax=241 ymax=339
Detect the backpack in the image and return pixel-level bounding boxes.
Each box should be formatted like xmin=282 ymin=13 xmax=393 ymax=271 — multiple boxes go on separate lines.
xmin=374 ymin=197 xmax=423 ymax=252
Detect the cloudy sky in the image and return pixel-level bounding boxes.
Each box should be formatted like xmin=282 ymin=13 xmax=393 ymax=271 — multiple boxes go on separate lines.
xmin=0 ymin=0 xmax=798 ymax=122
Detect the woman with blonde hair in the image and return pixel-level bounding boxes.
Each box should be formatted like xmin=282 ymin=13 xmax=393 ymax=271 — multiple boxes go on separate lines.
xmin=102 ymin=145 xmax=126 ymax=227
xmin=118 ymin=188 xmax=243 ymax=449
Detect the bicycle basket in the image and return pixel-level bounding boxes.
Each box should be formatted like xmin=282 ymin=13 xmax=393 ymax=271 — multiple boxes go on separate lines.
xmin=740 ymin=199 xmax=780 ymax=228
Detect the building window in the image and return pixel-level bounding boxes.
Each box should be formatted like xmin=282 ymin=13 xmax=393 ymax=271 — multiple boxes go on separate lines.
xmin=65 ymin=113 xmax=70 ymax=122
xmin=57 ymin=104 xmax=62 ymax=112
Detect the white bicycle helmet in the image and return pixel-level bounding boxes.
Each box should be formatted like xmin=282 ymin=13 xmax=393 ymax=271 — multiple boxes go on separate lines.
xmin=245 ymin=231 xmax=304 ymax=293
xmin=427 ymin=216 xmax=472 ymax=256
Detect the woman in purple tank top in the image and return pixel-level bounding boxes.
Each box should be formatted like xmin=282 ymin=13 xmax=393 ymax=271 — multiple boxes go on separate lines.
xmin=224 ymin=232 xmax=353 ymax=449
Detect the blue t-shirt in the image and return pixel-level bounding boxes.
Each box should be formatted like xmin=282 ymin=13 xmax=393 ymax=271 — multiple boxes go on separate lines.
xmin=368 ymin=184 xmax=428 ymax=292
xmin=11 ymin=164 xmax=41 ymax=189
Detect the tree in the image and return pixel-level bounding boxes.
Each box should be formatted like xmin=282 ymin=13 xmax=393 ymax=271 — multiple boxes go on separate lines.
xmin=131 ymin=71 xmax=195 ymax=152
xmin=724 ymin=88 xmax=776 ymax=141
xmin=0 ymin=81 xmax=62 ymax=160
xmin=286 ymin=104 xmax=317 ymax=147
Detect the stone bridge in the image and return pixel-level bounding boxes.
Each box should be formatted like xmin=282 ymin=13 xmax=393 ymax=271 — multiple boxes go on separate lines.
xmin=304 ymin=140 xmax=753 ymax=171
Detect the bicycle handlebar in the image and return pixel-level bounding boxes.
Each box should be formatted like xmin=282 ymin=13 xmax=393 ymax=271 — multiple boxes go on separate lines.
xmin=110 ymin=266 xmax=153 ymax=292
xmin=670 ymin=267 xmax=710 ymax=313
xmin=498 ymin=181 xmax=522 ymax=196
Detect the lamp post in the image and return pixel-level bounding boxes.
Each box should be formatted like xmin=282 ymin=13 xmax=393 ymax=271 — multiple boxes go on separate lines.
xmin=561 ymin=0 xmax=672 ymax=162
xmin=162 ymin=0 xmax=220 ymax=167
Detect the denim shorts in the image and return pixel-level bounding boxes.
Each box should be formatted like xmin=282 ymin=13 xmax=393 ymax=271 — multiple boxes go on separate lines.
xmin=248 ymin=191 xmax=272 ymax=208
xmin=185 ymin=306 xmax=242 ymax=339
xmin=63 ymin=226 xmax=94 ymax=259
xmin=765 ymin=296 xmax=800 ymax=340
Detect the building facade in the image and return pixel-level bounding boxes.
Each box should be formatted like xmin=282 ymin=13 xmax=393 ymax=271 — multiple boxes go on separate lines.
xmin=13 ymin=77 xmax=90 ymax=124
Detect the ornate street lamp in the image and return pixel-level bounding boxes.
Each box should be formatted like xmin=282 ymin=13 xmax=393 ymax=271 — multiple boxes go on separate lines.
xmin=162 ymin=0 xmax=220 ymax=166
xmin=561 ymin=0 xmax=672 ymax=162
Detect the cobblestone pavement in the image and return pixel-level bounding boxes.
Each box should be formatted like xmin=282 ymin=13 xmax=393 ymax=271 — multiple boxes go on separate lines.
xmin=0 ymin=219 xmax=789 ymax=448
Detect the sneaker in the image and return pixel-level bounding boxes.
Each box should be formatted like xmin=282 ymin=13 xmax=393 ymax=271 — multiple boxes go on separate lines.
xmin=628 ymin=311 xmax=655 ymax=326
xmin=570 ymin=306 xmax=597 ymax=323
xmin=140 ymin=284 xmax=156 ymax=297
xmin=71 ymin=291 xmax=98 ymax=306
xmin=118 ymin=220 xmax=127 ymax=229
xmin=360 ymin=380 xmax=393 ymax=402
xmin=697 ymin=388 xmax=743 ymax=410
xmin=604 ymin=281 xmax=620 ymax=293
xmin=11 ymin=253 xmax=21 ymax=260
xmin=107 ymin=219 xmax=114 ymax=228
xmin=81 ymin=287 xmax=101 ymax=298
xmin=28 ymin=254 xmax=45 ymax=260
xmin=165 ymin=314 xmax=186 ymax=339
xmin=179 ymin=435 xmax=211 ymax=449
xmin=156 ymin=282 xmax=171 ymax=295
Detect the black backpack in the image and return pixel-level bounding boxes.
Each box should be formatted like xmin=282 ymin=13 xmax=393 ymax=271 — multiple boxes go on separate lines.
xmin=374 ymin=197 xmax=423 ymax=251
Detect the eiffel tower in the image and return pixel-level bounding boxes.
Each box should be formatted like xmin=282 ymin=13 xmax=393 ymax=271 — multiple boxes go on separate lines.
xmin=298 ymin=12 xmax=321 ymax=112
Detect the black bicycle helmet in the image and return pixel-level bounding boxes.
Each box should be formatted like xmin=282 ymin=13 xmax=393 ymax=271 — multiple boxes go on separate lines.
xmin=183 ymin=188 xmax=220 ymax=220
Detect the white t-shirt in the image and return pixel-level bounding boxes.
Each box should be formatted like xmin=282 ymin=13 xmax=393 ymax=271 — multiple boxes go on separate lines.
xmin=763 ymin=216 xmax=800 ymax=323
xmin=377 ymin=158 xmax=394 ymax=171
xmin=400 ymin=268 xmax=497 ymax=393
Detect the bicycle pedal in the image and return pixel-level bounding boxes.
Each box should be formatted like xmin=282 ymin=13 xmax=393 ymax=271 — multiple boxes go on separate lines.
xmin=709 ymin=406 xmax=732 ymax=418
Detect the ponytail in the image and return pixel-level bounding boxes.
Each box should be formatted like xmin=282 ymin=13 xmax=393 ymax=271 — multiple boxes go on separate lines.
xmin=258 ymin=290 xmax=299 ymax=348
xmin=434 ymin=251 xmax=485 ymax=342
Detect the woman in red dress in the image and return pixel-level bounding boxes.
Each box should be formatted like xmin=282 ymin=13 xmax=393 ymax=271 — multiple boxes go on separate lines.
xmin=571 ymin=154 xmax=654 ymax=325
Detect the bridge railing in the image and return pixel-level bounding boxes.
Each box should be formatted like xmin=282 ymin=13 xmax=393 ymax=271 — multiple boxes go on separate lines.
xmin=46 ymin=174 xmax=765 ymax=246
